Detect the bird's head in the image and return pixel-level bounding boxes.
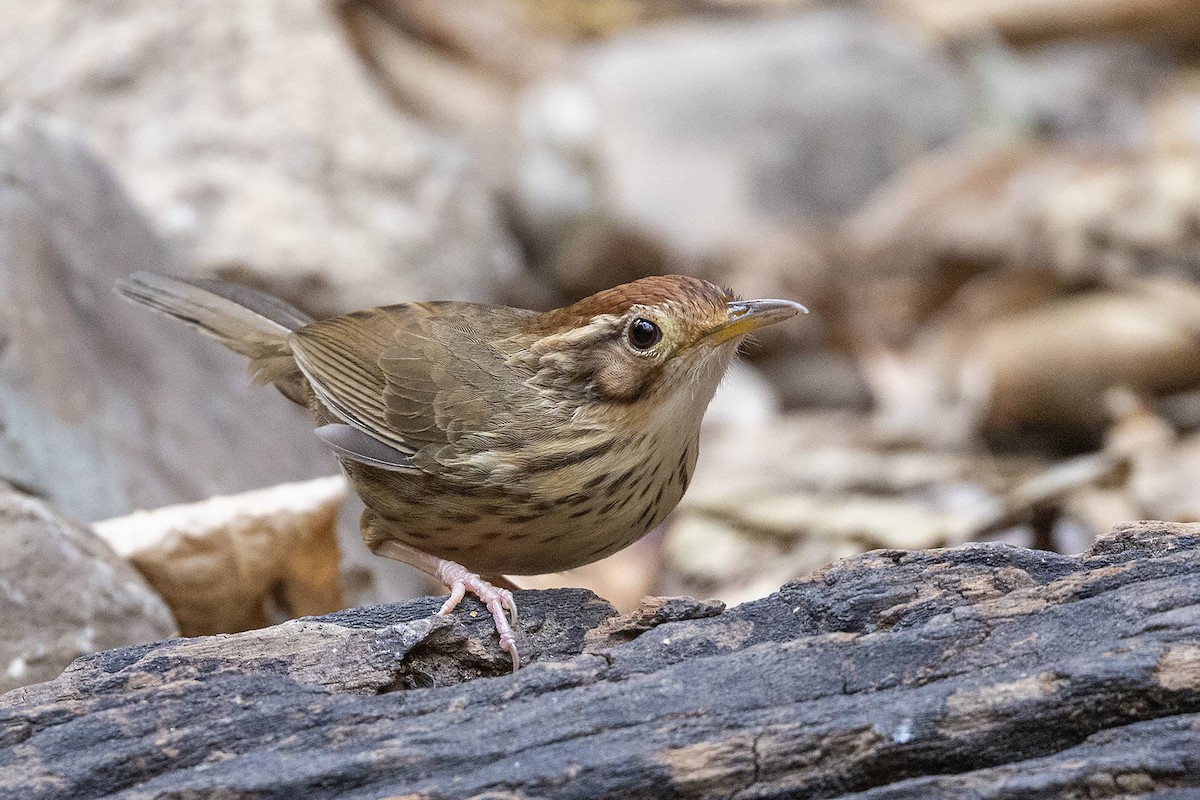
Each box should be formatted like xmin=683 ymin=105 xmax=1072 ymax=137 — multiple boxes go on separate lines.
xmin=521 ymin=275 xmax=806 ymax=414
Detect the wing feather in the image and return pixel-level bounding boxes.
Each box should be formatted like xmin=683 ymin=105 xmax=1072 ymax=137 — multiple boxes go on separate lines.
xmin=290 ymin=303 xmax=544 ymax=475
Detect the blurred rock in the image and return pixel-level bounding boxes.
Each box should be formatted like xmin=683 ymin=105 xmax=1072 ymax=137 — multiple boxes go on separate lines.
xmin=514 ymin=534 xmax=662 ymax=613
xmin=663 ymin=515 xmax=808 ymax=606
xmin=702 ymin=360 xmax=781 ymax=433
xmin=0 ymin=112 xmax=339 ymax=522
xmin=690 ymin=406 xmax=1019 ymax=505
xmin=507 ymin=78 xmax=612 ymax=297
xmin=538 ymin=219 xmax=678 ymax=302
xmin=903 ymin=38 xmax=1167 ymax=158
xmin=337 ymin=0 xmax=566 ymax=133
xmin=94 ymin=476 xmax=348 ymax=636
xmin=715 ymin=489 xmax=980 ymax=549
xmin=1102 ymin=391 xmax=1200 ymax=523
xmin=665 ymin=484 xmax=999 ymax=605
xmin=1151 ymin=69 xmax=1200 ymax=152
xmin=549 ymin=8 xmax=972 ymax=258
xmin=965 ymin=451 xmax=1125 ymax=540
xmin=844 ymin=144 xmax=1200 ymax=347
xmin=972 ymin=41 xmax=1167 ymax=144
xmin=868 ymin=279 xmax=1200 ymax=449
xmin=0 ymin=482 xmax=176 ymax=694
xmin=0 ymin=0 xmax=523 ymax=316
xmin=700 ymin=224 xmax=869 ymax=407
xmin=886 ymin=0 xmax=1200 ymax=46
xmin=668 ymin=401 xmax=1025 ymax=603
xmin=338 ymin=0 xmax=830 ymax=135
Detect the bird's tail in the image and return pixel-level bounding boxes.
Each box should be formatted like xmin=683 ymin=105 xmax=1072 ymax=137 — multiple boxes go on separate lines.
xmin=116 ymin=271 xmax=314 ymax=404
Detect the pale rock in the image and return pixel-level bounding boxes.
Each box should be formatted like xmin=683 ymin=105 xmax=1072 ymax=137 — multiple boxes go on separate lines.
xmin=94 ymin=476 xmax=349 ymax=636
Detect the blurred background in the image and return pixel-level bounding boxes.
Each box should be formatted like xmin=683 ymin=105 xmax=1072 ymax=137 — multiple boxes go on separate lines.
xmin=3 ymin=0 xmax=1200 ymax=690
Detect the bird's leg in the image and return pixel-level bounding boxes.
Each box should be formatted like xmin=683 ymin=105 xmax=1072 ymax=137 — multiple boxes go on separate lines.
xmin=368 ymin=538 xmax=520 ymax=671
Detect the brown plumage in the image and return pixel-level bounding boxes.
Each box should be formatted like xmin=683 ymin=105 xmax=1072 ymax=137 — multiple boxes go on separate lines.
xmin=117 ymin=272 xmax=805 ymax=669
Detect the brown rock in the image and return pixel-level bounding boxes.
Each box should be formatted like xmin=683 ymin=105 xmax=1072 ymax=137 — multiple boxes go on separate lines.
xmin=888 ymin=0 xmax=1200 ymax=45
xmin=865 ymin=278 xmax=1200 ymax=447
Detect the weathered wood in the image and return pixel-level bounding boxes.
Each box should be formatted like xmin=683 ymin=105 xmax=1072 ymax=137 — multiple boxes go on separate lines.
xmin=2 ymin=521 xmax=1199 ymax=799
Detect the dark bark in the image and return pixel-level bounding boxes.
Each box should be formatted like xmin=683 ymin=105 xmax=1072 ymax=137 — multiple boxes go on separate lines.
xmin=3 ymin=521 xmax=1199 ymax=799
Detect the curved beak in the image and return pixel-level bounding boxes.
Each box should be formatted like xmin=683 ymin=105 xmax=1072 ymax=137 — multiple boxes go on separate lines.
xmin=702 ymin=298 xmax=808 ymax=346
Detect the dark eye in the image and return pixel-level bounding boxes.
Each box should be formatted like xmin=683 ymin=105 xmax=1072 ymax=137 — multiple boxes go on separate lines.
xmin=627 ymin=318 xmax=662 ymax=350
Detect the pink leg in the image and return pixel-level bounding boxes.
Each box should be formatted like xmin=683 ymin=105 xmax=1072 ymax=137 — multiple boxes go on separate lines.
xmin=370 ymin=539 xmax=520 ymax=671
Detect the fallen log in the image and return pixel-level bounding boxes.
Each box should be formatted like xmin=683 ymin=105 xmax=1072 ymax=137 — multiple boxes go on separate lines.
xmin=2 ymin=521 xmax=1198 ymax=799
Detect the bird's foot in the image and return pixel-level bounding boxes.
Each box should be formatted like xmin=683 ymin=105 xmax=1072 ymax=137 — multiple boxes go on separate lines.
xmin=435 ymin=561 xmax=520 ymax=671
xmin=365 ymin=537 xmax=521 ymax=671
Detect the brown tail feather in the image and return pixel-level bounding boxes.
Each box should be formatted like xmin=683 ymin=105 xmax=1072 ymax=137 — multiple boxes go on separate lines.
xmin=116 ymin=271 xmax=310 ymax=405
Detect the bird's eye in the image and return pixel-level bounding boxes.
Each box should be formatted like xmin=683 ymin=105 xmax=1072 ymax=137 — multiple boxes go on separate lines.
xmin=627 ymin=318 xmax=662 ymax=350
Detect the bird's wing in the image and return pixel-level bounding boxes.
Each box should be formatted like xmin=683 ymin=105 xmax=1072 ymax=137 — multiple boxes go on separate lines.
xmin=289 ymin=303 xmax=538 ymax=474
xmin=314 ymin=423 xmax=414 ymax=472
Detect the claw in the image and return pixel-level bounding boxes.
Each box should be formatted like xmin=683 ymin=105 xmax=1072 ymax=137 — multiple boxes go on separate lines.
xmin=434 ymin=563 xmax=522 ymax=671
xmin=366 ymin=537 xmax=523 ymax=671
xmin=437 ymin=582 xmax=467 ymax=616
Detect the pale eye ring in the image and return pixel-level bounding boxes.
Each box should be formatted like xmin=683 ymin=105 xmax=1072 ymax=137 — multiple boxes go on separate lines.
xmin=627 ymin=317 xmax=662 ymax=350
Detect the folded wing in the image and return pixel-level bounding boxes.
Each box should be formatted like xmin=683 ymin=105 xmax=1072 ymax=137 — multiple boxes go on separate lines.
xmin=289 ymin=303 xmax=541 ymax=477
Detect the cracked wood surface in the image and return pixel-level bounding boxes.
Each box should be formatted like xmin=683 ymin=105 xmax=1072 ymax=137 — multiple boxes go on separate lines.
xmin=2 ymin=521 xmax=1199 ymax=799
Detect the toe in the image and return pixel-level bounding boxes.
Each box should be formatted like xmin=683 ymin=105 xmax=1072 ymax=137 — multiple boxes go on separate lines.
xmin=438 ymin=582 xmax=467 ymax=616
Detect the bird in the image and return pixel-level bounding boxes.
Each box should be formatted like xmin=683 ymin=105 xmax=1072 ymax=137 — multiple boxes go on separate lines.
xmin=117 ymin=272 xmax=806 ymax=669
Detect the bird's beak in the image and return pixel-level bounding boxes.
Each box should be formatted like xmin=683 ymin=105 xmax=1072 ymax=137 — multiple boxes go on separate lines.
xmin=701 ymin=299 xmax=808 ymax=346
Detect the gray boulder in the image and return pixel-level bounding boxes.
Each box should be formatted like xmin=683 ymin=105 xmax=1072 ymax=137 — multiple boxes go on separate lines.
xmin=0 ymin=0 xmax=522 ymax=315
xmin=0 ymin=112 xmax=334 ymax=522
xmin=513 ymin=9 xmax=972 ymax=260
xmin=0 ymin=112 xmax=425 ymax=608
xmin=0 ymin=482 xmax=176 ymax=694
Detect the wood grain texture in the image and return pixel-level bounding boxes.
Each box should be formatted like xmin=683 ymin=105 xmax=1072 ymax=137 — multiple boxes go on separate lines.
xmin=2 ymin=521 xmax=1198 ymax=799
